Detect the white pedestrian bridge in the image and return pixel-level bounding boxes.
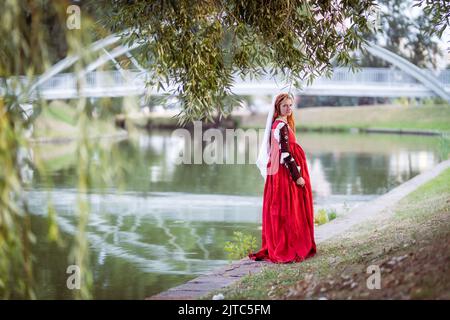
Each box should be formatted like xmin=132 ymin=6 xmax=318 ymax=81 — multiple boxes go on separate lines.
xmin=34 ymin=67 xmax=450 ymax=100
xmin=3 ymin=30 xmax=450 ymax=103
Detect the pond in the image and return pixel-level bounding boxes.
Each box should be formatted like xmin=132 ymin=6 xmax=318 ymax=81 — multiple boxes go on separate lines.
xmin=25 ymin=129 xmax=448 ymax=299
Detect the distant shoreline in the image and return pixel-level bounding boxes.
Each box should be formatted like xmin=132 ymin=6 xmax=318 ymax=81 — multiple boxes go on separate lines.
xmin=28 ymin=130 xmax=129 ymax=144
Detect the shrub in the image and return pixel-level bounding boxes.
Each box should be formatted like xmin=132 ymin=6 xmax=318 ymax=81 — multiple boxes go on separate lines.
xmin=314 ymin=208 xmax=329 ymax=225
xmin=314 ymin=208 xmax=337 ymax=225
xmin=327 ymin=210 xmax=337 ymax=221
xmin=224 ymin=231 xmax=257 ymax=262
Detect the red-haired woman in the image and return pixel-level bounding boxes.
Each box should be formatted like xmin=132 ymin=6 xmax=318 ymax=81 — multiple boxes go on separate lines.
xmin=250 ymin=93 xmax=316 ymax=263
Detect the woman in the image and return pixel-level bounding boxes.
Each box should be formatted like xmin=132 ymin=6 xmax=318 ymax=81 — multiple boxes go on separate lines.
xmin=249 ymin=93 xmax=316 ymax=263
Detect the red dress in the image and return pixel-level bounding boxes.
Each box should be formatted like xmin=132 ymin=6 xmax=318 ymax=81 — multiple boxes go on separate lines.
xmin=249 ymin=119 xmax=316 ymax=263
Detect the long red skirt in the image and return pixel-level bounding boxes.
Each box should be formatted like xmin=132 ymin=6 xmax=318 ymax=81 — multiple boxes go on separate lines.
xmin=249 ymin=122 xmax=316 ymax=263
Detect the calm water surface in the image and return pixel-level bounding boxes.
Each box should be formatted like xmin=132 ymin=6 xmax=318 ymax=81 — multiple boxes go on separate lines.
xmin=26 ymin=130 xmax=447 ymax=299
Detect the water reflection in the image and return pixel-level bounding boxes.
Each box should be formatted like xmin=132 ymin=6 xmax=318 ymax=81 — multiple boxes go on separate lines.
xmin=27 ymin=130 xmax=447 ymax=299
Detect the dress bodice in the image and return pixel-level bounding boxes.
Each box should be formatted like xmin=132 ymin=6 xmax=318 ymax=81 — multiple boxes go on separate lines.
xmin=272 ymin=119 xmax=297 ymax=145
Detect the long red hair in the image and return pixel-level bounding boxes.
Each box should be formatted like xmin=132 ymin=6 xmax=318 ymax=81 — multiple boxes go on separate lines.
xmin=273 ymin=93 xmax=295 ymax=133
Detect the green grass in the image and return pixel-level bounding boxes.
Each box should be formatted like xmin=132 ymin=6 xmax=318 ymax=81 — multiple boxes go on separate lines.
xmin=314 ymin=208 xmax=337 ymax=225
xmin=200 ymin=167 xmax=450 ymax=300
xmin=238 ymin=104 xmax=450 ymax=134
xmin=41 ymin=102 xmax=77 ymax=126
xmin=393 ymin=168 xmax=450 ymax=221
xmin=296 ymin=104 xmax=450 ymax=132
xmin=32 ymin=100 xmax=123 ymax=140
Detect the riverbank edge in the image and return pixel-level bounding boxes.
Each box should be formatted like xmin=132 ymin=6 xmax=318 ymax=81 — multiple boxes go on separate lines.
xmin=117 ymin=116 xmax=450 ymax=137
xmin=146 ymin=159 xmax=450 ymax=300
xmin=239 ymin=124 xmax=449 ymax=136
xmin=116 ymin=104 xmax=450 ymax=136
xmin=26 ymin=125 xmax=447 ymax=146
xmin=27 ymin=130 xmax=129 ymax=144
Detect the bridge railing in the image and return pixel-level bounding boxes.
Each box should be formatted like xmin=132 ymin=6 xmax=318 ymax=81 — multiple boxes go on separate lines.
xmin=40 ymin=70 xmax=146 ymax=90
xmin=316 ymin=67 xmax=420 ymax=85
xmin=4 ymin=67 xmax=447 ymax=99
xmin=36 ymin=67 xmax=450 ymax=90
xmin=436 ymin=69 xmax=450 ymax=85
xmin=233 ymin=67 xmax=450 ymax=86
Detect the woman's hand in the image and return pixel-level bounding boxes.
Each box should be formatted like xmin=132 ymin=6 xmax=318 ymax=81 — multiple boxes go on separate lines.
xmin=296 ymin=177 xmax=305 ymax=187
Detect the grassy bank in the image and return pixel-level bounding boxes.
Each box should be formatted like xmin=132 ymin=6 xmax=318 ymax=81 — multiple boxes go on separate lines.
xmin=111 ymin=104 xmax=450 ymax=134
xmin=237 ymin=104 xmax=450 ymax=134
xmin=201 ymin=167 xmax=450 ymax=300
xmin=32 ymin=100 xmax=126 ymax=141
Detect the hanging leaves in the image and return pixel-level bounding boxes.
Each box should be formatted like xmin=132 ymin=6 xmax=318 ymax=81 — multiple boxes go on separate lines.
xmin=90 ymin=0 xmax=377 ymax=123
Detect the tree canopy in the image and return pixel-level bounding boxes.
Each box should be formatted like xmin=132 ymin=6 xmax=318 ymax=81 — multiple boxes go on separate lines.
xmin=415 ymin=0 xmax=450 ymax=41
xmin=357 ymin=0 xmax=446 ymax=68
xmin=89 ymin=0 xmax=377 ymax=123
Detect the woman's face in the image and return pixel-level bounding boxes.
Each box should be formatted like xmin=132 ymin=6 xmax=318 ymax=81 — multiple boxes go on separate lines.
xmin=279 ymin=98 xmax=293 ymax=117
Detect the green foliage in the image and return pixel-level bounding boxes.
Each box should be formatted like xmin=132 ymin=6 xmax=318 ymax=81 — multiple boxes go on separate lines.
xmin=328 ymin=210 xmax=337 ymax=221
xmin=414 ymin=0 xmax=450 ymax=42
xmin=91 ymin=0 xmax=377 ymax=123
xmin=314 ymin=208 xmax=329 ymax=225
xmin=0 ymin=100 xmax=36 ymax=299
xmin=314 ymin=208 xmax=337 ymax=225
xmin=224 ymin=231 xmax=257 ymax=262
xmin=0 ymin=1 xmax=109 ymax=299
xmin=358 ymin=0 xmax=445 ymax=68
